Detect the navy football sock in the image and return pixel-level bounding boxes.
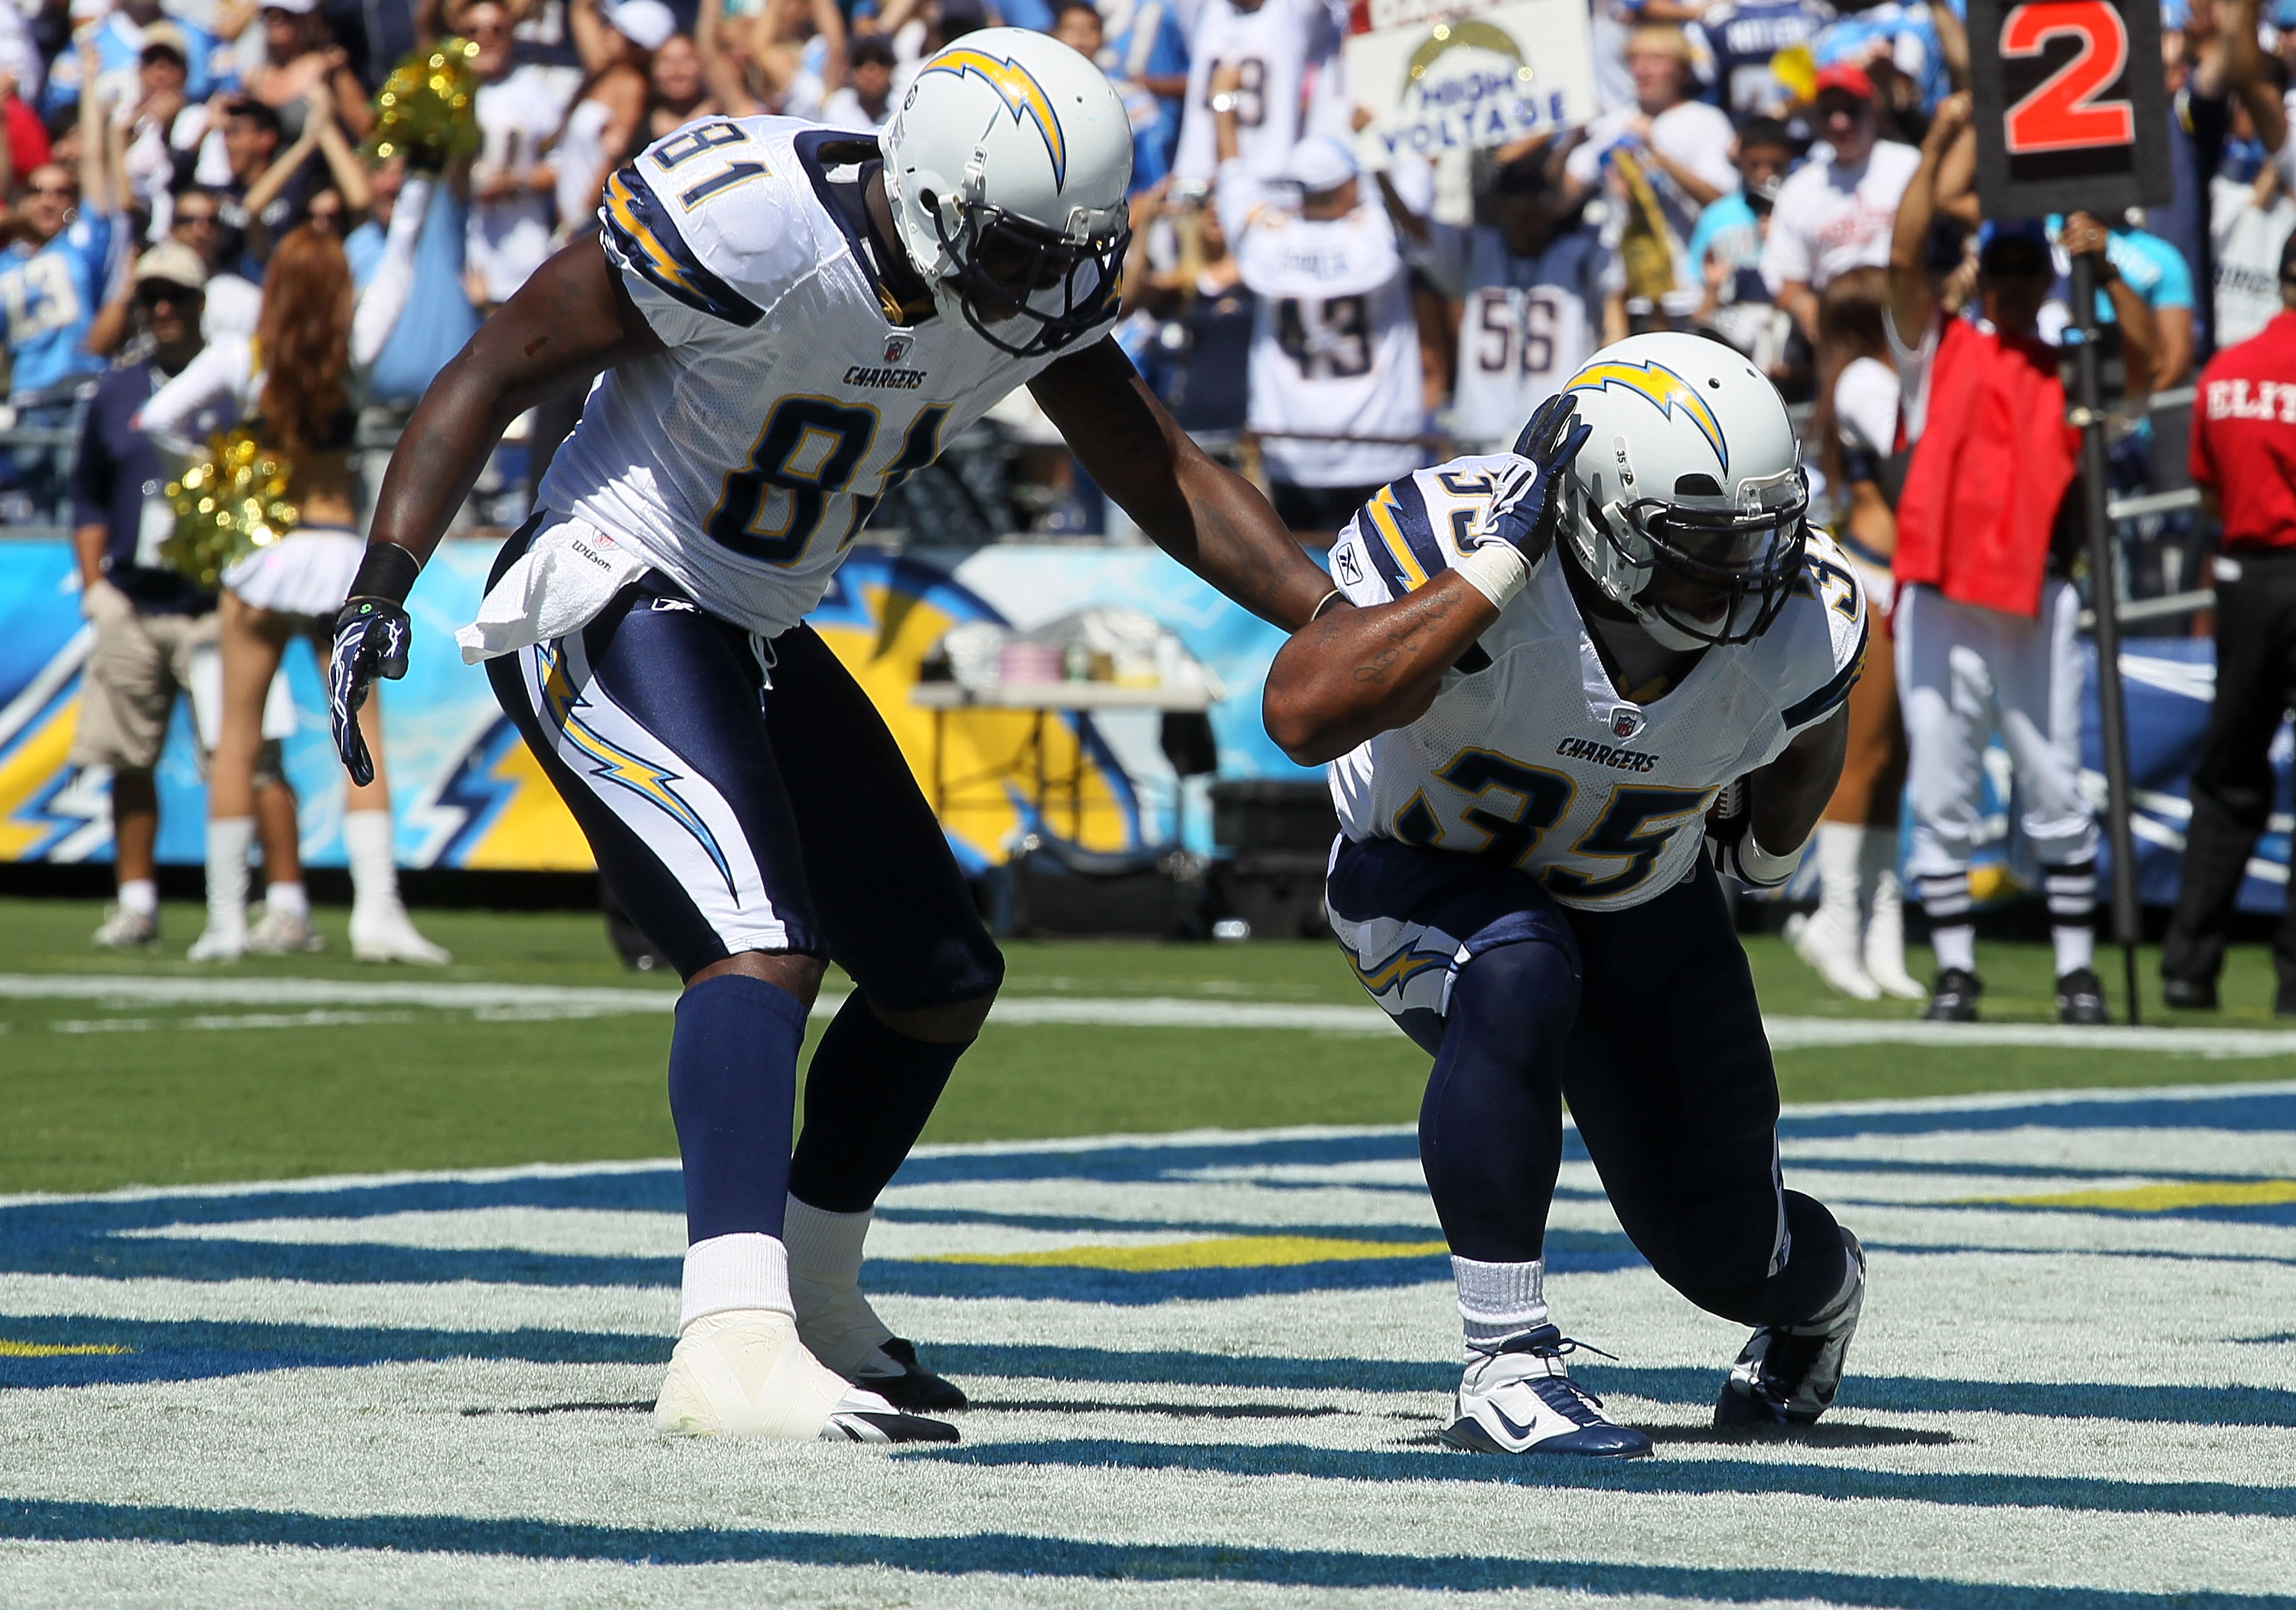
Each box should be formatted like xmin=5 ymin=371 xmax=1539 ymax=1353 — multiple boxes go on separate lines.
xmin=788 ymin=994 xmax=968 ymax=1214
xmin=667 ymin=974 xmax=807 ymax=1243
xmin=1417 ymin=940 xmax=1580 ymax=1264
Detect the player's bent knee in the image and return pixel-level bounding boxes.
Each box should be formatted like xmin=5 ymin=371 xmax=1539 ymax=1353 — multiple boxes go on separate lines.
xmin=872 ymin=989 xmax=996 ymax=1045
xmin=1450 ymin=939 xmax=1579 ymax=1041
xmin=687 ymin=950 xmax=827 ymax=1011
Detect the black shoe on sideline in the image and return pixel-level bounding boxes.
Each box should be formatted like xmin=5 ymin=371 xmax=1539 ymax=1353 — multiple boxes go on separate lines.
xmin=2277 ymin=989 xmax=2296 ymax=1020
xmin=1923 ymin=968 xmax=1981 ymax=1022
xmin=2056 ymin=967 xmax=2110 ymax=1025
xmin=2161 ymin=977 xmax=2218 ymax=1012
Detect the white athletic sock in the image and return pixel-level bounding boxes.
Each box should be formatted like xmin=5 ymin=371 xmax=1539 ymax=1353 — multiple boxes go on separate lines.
xmin=2053 ymin=924 xmax=2095 ymax=976
xmin=1812 ymin=823 xmax=1865 ymax=939
xmin=342 ymin=810 xmax=400 ymax=917
xmin=680 ymin=1232 xmax=794 ymax=1331
xmin=116 ymin=878 xmax=157 ymax=918
xmin=204 ymin=817 xmax=254 ymax=933
xmin=1930 ymin=923 xmax=1977 ymax=976
xmin=781 ymin=1196 xmax=872 ymax=1290
xmin=1453 ymin=1255 xmax=1548 ymax=1346
xmin=265 ymin=880 xmax=309 ymax=921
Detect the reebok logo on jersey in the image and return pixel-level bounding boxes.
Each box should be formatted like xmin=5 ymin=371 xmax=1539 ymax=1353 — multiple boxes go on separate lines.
xmin=843 ymin=365 xmax=927 ymax=389
xmin=1555 ymin=737 xmax=1659 ymax=773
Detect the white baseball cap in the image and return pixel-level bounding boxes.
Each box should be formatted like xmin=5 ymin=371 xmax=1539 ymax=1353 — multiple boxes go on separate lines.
xmin=1287 ymin=136 xmax=1359 ymax=196
xmin=608 ymin=0 xmax=676 ymax=50
xmin=263 ymin=0 xmax=321 ymax=15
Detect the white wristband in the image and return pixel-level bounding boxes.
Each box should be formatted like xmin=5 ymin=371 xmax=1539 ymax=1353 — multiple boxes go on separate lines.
xmin=1735 ymin=832 xmax=1808 ymax=885
xmin=1451 ymin=543 xmax=1531 ymax=610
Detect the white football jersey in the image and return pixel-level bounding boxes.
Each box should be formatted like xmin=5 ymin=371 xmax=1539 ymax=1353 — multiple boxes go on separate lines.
xmin=1217 ymin=164 xmax=1424 ymax=489
xmin=539 ymin=117 xmax=1111 ymax=637
xmin=1325 ymin=456 xmax=1868 ymax=912
xmin=1430 ymin=224 xmax=1611 ymax=453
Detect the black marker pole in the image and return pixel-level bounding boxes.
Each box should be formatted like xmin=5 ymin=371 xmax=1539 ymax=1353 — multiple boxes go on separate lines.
xmin=2068 ymin=249 xmax=2144 ymax=1026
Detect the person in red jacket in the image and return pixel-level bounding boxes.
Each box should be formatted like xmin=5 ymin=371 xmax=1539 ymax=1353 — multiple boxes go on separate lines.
xmin=1884 ymin=93 xmax=2158 ymax=1025
xmin=2162 ymin=230 xmax=2296 ymax=1015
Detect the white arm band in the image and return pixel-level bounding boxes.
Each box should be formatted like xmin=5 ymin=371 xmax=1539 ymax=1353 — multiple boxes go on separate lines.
xmin=1734 ymin=831 xmax=1808 ymax=886
xmin=1450 ymin=543 xmax=1531 ymax=610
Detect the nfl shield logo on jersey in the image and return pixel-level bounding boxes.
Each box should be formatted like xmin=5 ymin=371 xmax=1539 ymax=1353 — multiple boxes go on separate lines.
xmin=1610 ymin=707 xmax=1645 ymax=741
xmin=882 ymin=333 xmax=915 ymax=366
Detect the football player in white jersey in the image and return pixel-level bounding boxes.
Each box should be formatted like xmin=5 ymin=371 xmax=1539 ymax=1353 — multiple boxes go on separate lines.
xmin=325 ymin=31 xmax=1339 ymax=1444
xmin=1263 ymin=332 xmax=1870 ymax=1457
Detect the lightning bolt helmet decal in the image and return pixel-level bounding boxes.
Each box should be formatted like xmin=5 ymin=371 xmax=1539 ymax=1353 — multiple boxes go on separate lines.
xmin=1566 ymin=359 xmax=1730 ymax=472
xmin=919 ymin=49 xmax=1068 ymax=190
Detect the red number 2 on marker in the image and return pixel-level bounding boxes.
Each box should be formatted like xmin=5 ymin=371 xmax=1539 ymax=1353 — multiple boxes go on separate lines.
xmin=2001 ymin=0 xmax=2135 ymax=155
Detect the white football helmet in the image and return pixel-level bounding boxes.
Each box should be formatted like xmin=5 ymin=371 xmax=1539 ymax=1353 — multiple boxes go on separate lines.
xmin=1554 ymin=331 xmax=1810 ymax=648
xmin=879 ymin=28 xmax=1133 ymax=357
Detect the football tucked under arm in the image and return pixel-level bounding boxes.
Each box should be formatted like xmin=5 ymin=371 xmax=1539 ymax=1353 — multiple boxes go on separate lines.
xmin=1706 ymin=705 xmax=1851 ymax=887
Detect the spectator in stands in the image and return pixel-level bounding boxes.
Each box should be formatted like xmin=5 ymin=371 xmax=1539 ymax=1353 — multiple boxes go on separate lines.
xmin=1687 ymin=116 xmax=1795 ymax=376
xmin=1763 ymin=64 xmax=1921 ymax=344
xmin=119 ymin=28 xmax=192 ymax=228
xmin=1174 ymin=0 xmax=1345 ymax=186
xmin=1102 ymin=0 xmax=1189 ymax=170
xmin=0 ymin=0 xmax=42 ymax=109
xmin=212 ymin=96 xmax=303 ymax=272
xmin=69 ymin=243 xmax=281 ymax=952
xmin=236 ymin=86 xmax=373 ymax=258
xmin=464 ymin=0 xmax=572 ymax=309
xmin=1812 ymin=0 xmax=1952 ymax=136
xmin=821 ymin=30 xmax=893 ymax=130
xmin=170 ymin=185 xmax=257 ymax=338
xmin=542 ymin=0 xmax=671 ymax=252
xmin=1886 ymin=93 xmax=2156 ymax=1025
xmin=142 ymin=224 xmax=450 ymax=964
xmin=1563 ymin=24 xmax=1738 ymax=327
xmin=1691 ymin=0 xmax=1832 ymax=121
xmin=2161 ymin=229 xmax=2296 ymax=1015
xmin=1052 ymin=0 xmax=1168 ymax=196
xmin=0 ymin=58 xmax=116 ymax=520
xmin=1213 ymin=63 xmax=1424 ymax=541
xmin=44 ymin=0 xmax=223 ymax=118
xmin=2213 ymin=79 xmax=2296 ymax=347
xmin=638 ymin=31 xmax=716 ymax=144
xmin=349 ymin=155 xmax=481 ymax=483
xmin=237 ymin=0 xmax=371 ymax=142
xmin=721 ymin=0 xmax=845 ymax=119
xmin=1788 ymin=263 xmax=1926 ymax=1002
xmin=1414 ymin=139 xmax=1613 ymax=453
xmin=2048 ymin=213 xmax=2197 ymax=392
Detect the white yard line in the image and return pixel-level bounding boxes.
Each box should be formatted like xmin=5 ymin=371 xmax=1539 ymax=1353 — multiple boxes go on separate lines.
xmin=7 ymin=972 xmax=2296 ymax=1054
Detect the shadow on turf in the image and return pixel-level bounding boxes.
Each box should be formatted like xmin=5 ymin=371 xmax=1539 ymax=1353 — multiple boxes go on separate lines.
xmin=1650 ymin=1423 xmax=1958 ymax=1449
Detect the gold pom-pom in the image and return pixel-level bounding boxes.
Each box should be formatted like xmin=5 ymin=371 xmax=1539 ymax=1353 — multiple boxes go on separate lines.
xmin=366 ymin=37 xmax=481 ymax=166
xmin=161 ymin=430 xmax=299 ymax=591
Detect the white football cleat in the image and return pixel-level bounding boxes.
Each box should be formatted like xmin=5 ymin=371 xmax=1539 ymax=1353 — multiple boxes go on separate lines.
xmin=350 ymin=901 xmax=452 ymax=965
xmin=245 ymin=908 xmax=324 ymax=954
xmin=794 ymin=1276 xmax=968 ymax=1413
xmin=90 ymin=905 xmax=157 ymax=950
xmin=653 ymin=1309 xmax=957 ymax=1442
xmin=1785 ymin=911 xmax=1881 ymax=1001
xmin=1441 ymin=1327 xmax=1652 ymax=1458
xmin=186 ymin=922 xmax=245 ymax=963
xmin=1861 ymin=882 xmax=1929 ymax=1000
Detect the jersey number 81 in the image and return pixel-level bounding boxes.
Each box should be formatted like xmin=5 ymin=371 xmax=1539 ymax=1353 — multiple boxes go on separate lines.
xmin=709 ymin=398 xmax=947 ymax=564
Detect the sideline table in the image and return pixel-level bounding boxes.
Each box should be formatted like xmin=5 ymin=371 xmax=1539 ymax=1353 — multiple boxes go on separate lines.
xmin=911 ymin=680 xmax=1217 ymax=839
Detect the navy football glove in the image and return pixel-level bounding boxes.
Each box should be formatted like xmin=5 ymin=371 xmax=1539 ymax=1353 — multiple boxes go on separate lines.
xmin=329 ymin=597 xmax=412 ymax=787
xmin=1472 ymin=393 xmax=1593 ymax=567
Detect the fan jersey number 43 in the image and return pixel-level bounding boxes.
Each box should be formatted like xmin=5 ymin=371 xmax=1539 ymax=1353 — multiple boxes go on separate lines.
xmin=1325 ymin=456 xmax=1869 ymax=913
xmin=538 ymin=116 xmax=1114 ymax=638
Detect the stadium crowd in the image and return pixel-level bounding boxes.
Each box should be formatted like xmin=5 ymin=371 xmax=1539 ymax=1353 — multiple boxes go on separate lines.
xmin=13 ymin=0 xmax=2296 ymax=1010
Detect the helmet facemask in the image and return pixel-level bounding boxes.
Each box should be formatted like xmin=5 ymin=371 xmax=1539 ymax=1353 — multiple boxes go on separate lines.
xmin=1580 ymin=461 xmax=1810 ymax=649
xmin=924 ymin=181 xmax=1128 ymax=358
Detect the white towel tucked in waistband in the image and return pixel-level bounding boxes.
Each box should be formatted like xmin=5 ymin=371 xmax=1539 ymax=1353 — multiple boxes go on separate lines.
xmin=454 ymin=513 xmax=649 ymax=663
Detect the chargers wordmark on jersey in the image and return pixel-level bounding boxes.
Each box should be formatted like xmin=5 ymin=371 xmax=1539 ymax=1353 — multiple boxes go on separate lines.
xmin=1324 ymin=457 xmax=1866 ymax=914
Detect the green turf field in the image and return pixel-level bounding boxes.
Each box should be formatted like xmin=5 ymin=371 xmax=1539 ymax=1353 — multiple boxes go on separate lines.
xmin=0 ymin=895 xmax=2288 ymax=1195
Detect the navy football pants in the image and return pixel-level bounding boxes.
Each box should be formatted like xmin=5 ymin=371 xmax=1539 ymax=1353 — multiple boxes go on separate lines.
xmin=1331 ymin=839 xmax=1850 ymax=1331
xmin=482 ymin=530 xmax=1003 ymax=1005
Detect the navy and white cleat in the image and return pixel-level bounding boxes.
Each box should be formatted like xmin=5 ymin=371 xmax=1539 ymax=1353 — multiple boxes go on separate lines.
xmin=1440 ymin=1326 xmax=1652 ymax=1458
xmin=848 ymin=1336 xmax=969 ymax=1413
xmin=797 ymin=1280 xmax=969 ymax=1412
xmin=1715 ymin=1227 xmax=1867 ymax=1432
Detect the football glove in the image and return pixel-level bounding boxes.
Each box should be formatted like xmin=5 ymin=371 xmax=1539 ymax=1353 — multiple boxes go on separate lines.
xmin=1470 ymin=393 xmax=1593 ymax=567
xmin=329 ymin=597 xmax=412 ymax=787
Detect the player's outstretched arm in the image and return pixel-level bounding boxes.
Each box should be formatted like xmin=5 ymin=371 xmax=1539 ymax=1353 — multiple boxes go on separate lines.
xmin=1029 ymin=339 xmax=1335 ymax=630
xmin=328 ymin=237 xmax=664 ymax=785
xmin=1261 ymin=575 xmax=1499 ymax=764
